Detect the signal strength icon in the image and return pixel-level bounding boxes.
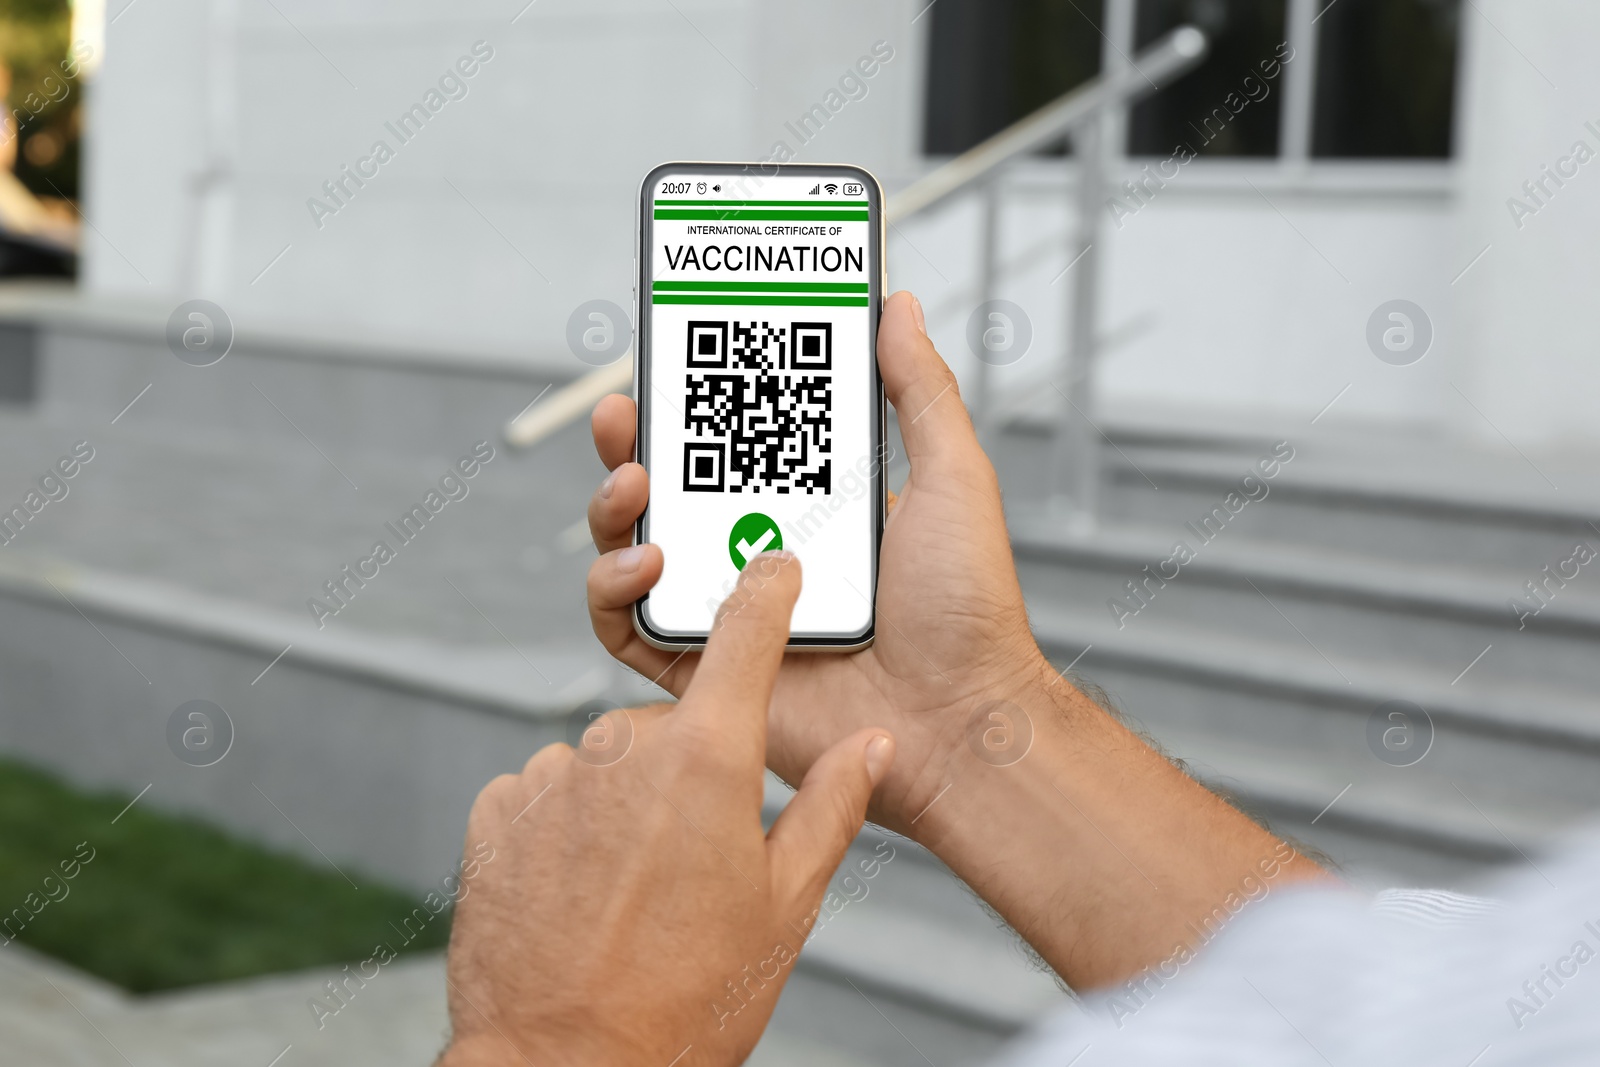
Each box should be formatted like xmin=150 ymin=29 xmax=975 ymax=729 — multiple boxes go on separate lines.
xmin=808 ymin=184 xmax=820 ymax=195
xmin=824 ymin=183 xmax=839 ymax=195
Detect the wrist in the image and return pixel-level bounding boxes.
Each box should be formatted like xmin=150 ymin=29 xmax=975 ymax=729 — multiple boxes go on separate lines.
xmin=871 ymin=645 xmax=1066 ymax=835
xmin=904 ymin=656 xmax=1098 ymax=850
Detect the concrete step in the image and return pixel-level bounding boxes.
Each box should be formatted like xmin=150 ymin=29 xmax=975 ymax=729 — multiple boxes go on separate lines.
xmin=1028 ymin=603 xmax=1600 ymax=883
xmin=1011 ymin=516 xmax=1600 ymax=693
xmin=1121 ymin=448 xmax=1593 ymax=573
xmin=990 ymin=423 xmax=1600 ymax=573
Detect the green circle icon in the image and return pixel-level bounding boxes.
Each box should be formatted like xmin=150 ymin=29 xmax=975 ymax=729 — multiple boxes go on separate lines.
xmin=728 ymin=512 xmax=782 ymax=570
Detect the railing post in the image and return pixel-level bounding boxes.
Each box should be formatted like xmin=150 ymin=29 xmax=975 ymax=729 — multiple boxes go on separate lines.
xmin=1048 ymin=112 xmax=1107 ymax=534
xmin=1049 ymin=0 xmax=1134 ymax=534
xmin=971 ymin=179 xmax=1001 ymax=436
xmin=1281 ymin=0 xmax=1321 ymax=174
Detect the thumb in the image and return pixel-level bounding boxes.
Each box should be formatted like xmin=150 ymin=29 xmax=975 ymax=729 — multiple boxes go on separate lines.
xmin=878 ymin=290 xmax=984 ymax=478
xmin=765 ymin=730 xmax=895 ymax=907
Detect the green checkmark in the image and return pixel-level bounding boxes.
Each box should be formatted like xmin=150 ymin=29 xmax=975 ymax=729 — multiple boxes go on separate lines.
xmin=728 ymin=512 xmax=782 ymax=569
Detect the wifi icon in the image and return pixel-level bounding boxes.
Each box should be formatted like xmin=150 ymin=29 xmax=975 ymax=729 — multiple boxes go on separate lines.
xmin=824 ymin=183 xmax=839 ymax=195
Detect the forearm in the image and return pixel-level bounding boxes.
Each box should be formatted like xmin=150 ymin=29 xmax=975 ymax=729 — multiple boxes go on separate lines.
xmin=909 ymin=656 xmax=1332 ymax=990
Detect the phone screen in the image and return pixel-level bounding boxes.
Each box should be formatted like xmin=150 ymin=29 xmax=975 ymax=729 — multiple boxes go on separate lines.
xmin=635 ymin=164 xmax=883 ymax=646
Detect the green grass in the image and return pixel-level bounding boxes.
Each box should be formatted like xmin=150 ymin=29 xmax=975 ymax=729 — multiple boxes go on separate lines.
xmin=0 ymin=758 xmax=451 ymax=992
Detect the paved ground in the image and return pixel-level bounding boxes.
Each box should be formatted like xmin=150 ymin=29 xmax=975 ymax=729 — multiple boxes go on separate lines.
xmin=0 ymin=941 xmax=939 ymax=1067
xmin=1 ymin=942 xmax=452 ymax=1067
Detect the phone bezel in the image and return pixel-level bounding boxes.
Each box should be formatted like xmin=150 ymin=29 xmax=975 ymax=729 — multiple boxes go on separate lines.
xmin=631 ymin=160 xmax=887 ymax=652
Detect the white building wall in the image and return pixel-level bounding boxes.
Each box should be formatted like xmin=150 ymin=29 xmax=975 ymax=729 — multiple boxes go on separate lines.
xmin=897 ymin=165 xmax=1459 ymax=434
xmin=83 ymin=0 xmax=924 ymax=363
xmin=78 ymin=0 xmax=1600 ymax=446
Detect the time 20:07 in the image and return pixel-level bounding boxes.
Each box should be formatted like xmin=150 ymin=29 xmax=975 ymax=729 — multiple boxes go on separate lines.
xmin=660 ymin=182 xmax=693 ymax=195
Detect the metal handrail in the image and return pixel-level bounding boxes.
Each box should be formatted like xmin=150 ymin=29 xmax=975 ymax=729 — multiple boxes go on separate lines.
xmin=505 ymin=25 xmax=1207 ymax=450
xmin=885 ymin=26 xmax=1205 ymax=220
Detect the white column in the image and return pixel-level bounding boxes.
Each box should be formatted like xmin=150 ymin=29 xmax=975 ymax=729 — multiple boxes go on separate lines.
xmin=1452 ymin=0 xmax=1600 ymax=447
xmin=186 ymin=0 xmax=240 ymax=298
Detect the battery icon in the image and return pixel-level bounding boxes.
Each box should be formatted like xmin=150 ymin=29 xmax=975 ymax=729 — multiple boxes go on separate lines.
xmin=843 ymin=182 xmax=863 ymax=196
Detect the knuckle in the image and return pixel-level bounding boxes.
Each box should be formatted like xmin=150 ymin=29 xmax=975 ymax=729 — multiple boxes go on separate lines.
xmin=521 ymin=741 xmax=575 ymax=779
xmin=469 ymin=773 xmax=522 ymax=824
xmin=480 ymin=772 xmax=519 ymax=801
xmin=586 ymin=553 xmax=634 ymax=607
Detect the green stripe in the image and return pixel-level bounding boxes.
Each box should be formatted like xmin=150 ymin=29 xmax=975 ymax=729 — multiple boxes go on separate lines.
xmin=651 ymin=295 xmax=869 ymax=307
xmin=654 ymin=210 xmax=869 ymax=221
xmin=653 ymin=281 xmax=867 ymax=293
xmin=655 ymin=200 xmax=869 ymax=207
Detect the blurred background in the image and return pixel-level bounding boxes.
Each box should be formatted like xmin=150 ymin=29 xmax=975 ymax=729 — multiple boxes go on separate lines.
xmin=3 ymin=0 xmax=1600 ymax=1063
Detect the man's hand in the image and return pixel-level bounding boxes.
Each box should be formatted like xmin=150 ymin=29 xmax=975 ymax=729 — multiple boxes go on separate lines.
xmin=584 ymin=290 xmax=1331 ymax=991
xmin=586 ymin=290 xmax=1042 ymax=837
xmin=439 ymin=554 xmax=895 ymax=1066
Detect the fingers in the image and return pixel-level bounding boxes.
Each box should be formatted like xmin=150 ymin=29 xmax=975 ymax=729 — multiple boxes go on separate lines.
xmin=588 ymin=395 xmax=648 ymax=554
xmin=591 ymin=393 xmax=636 ymax=471
xmin=586 ymin=544 xmax=664 ymax=639
xmin=766 ymin=730 xmax=894 ymax=905
xmin=878 ymin=291 xmax=984 ymax=477
xmin=586 ymin=545 xmax=694 ymax=690
xmin=680 ymin=552 xmax=802 ymax=737
xmin=588 ymin=461 xmax=648 ymax=554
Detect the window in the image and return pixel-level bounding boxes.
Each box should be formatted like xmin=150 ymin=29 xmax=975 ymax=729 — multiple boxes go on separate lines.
xmin=922 ymin=0 xmax=1461 ymax=161
xmin=923 ymin=0 xmax=1103 ymax=156
xmin=1129 ymin=0 xmax=1286 ymax=158
xmin=1311 ymin=0 xmax=1460 ymax=159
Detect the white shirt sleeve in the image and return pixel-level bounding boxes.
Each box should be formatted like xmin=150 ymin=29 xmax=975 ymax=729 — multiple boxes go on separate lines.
xmin=988 ymin=822 xmax=1600 ymax=1067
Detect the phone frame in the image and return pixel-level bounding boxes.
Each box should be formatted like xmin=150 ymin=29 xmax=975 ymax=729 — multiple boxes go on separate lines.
xmin=632 ymin=160 xmax=887 ymax=652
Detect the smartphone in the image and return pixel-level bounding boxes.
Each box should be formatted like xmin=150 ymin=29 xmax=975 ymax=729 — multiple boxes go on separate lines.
xmin=633 ymin=161 xmax=886 ymax=651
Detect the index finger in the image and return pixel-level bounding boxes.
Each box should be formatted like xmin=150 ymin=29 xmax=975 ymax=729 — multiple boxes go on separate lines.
xmin=679 ymin=551 xmax=801 ymax=742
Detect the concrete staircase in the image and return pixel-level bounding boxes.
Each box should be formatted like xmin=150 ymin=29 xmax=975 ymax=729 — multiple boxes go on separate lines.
xmin=991 ymin=419 xmax=1600 ymax=890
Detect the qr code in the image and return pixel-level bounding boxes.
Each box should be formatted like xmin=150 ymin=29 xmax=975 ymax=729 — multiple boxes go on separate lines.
xmin=682 ymin=320 xmax=832 ymax=494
